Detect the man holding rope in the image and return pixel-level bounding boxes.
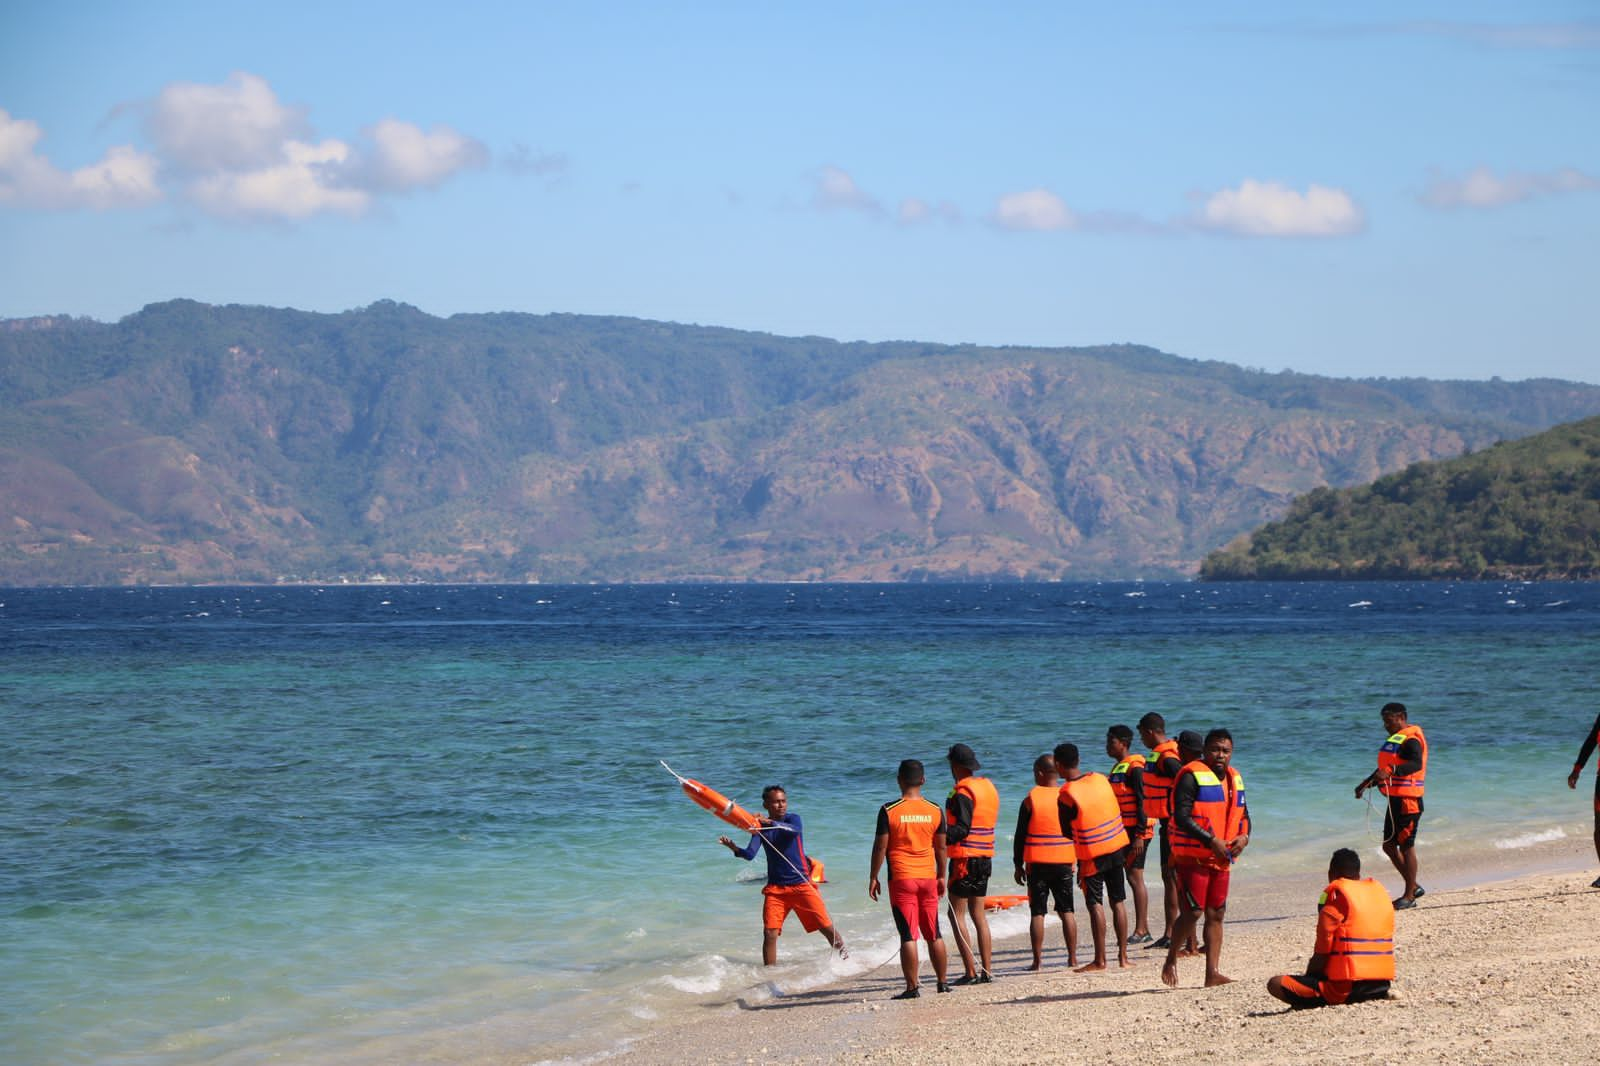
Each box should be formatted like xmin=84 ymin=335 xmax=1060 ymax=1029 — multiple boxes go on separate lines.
xmin=720 ymin=785 xmax=847 ymax=964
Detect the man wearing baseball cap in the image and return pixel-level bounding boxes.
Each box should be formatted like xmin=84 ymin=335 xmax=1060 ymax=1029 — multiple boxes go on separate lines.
xmin=945 ymin=742 xmax=999 ymax=983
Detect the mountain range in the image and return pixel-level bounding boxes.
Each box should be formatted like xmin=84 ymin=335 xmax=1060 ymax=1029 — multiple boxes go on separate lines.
xmin=4 ymin=299 xmax=1599 ymax=585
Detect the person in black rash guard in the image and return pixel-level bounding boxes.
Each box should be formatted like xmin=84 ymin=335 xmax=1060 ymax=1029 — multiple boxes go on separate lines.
xmin=1567 ymin=710 xmax=1600 ymax=889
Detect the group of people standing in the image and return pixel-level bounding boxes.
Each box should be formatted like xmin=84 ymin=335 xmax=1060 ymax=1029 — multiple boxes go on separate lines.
xmin=717 ymin=701 xmax=1462 ymax=1008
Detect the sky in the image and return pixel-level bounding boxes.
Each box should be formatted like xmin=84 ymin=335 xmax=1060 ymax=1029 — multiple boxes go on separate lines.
xmin=2 ymin=1 xmax=1597 ymax=384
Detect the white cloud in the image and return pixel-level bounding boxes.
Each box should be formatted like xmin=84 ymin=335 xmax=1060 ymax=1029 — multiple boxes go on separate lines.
xmin=1421 ymin=165 xmax=1600 ymax=209
xmin=897 ymin=197 xmax=961 ymax=226
xmin=359 ymin=118 xmax=488 ymax=191
xmin=147 ymin=72 xmax=311 ymax=172
xmin=1194 ymin=179 xmax=1364 ymax=237
xmin=0 ymin=107 xmax=161 ymax=210
xmin=991 ymin=188 xmax=1077 ymax=232
xmin=813 ymin=165 xmax=882 ymax=213
xmin=187 ymin=139 xmax=368 ymax=220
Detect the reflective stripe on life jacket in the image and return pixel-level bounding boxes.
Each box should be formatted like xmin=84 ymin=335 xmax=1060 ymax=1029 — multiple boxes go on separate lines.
xmin=1143 ymin=739 xmax=1179 ymax=821
xmin=948 ymin=776 xmax=999 ymax=858
xmin=1108 ymin=753 xmax=1148 ymax=833
xmin=1022 ymin=784 xmax=1075 ymax=864
xmin=1322 ymin=877 xmax=1396 ymax=982
xmin=1061 ymin=772 xmax=1130 ymax=861
xmin=1378 ymin=724 xmax=1427 ymax=798
xmin=1169 ymin=761 xmax=1245 ymax=869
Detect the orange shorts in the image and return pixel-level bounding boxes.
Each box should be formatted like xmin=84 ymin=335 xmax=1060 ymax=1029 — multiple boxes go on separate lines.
xmin=763 ymin=883 xmax=831 ymax=933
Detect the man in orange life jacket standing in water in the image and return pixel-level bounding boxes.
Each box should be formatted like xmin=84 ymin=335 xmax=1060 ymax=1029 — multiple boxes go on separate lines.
xmin=1566 ymin=709 xmax=1600 ymax=888
xmin=719 ymin=785 xmax=846 ymax=964
xmin=1267 ymin=847 xmax=1395 ymax=1008
xmin=1354 ymin=702 xmax=1427 ymax=908
xmin=944 ymin=743 xmax=999 ymax=983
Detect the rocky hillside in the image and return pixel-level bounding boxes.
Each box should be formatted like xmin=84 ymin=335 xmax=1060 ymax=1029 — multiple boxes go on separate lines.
xmin=3 ymin=300 xmax=1599 ymax=584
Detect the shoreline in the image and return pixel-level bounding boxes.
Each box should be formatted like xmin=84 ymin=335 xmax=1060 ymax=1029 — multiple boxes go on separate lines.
xmin=596 ymin=839 xmax=1599 ymax=1065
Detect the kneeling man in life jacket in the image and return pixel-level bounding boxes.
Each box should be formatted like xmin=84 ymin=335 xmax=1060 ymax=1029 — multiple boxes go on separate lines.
xmin=1267 ymin=848 xmax=1395 ymax=1008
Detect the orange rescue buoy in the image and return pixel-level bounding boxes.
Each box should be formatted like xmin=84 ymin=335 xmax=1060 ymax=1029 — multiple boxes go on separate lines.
xmin=983 ymin=893 xmax=1028 ymax=911
xmin=679 ymin=776 xmax=763 ymax=833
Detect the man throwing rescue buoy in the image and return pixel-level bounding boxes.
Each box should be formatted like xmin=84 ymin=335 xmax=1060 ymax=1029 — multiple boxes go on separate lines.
xmin=719 ymin=785 xmax=846 ymax=964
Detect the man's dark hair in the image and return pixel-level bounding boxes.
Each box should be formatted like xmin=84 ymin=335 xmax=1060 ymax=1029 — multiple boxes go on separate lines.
xmin=1052 ymin=742 xmax=1080 ymax=771
xmin=1204 ymin=728 xmax=1233 ymax=747
xmin=1382 ymin=702 xmax=1408 ymax=719
xmin=1108 ymin=724 xmax=1134 ymax=745
xmin=762 ymin=785 xmax=785 ymax=803
xmin=1137 ymin=712 xmax=1166 ymax=731
xmin=1330 ymin=847 xmax=1361 ymax=880
xmin=1034 ymin=753 xmax=1056 ymax=776
xmin=898 ymin=759 xmax=925 ymax=787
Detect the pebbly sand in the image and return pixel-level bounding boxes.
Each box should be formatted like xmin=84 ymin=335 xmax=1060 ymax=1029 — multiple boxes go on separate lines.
xmin=603 ymin=846 xmax=1600 ymax=1065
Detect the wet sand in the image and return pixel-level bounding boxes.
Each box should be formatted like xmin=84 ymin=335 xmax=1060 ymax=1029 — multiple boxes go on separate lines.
xmin=603 ymin=846 xmax=1599 ymax=1065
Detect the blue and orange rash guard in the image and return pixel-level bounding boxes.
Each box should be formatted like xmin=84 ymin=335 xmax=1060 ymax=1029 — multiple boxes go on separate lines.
xmin=732 ymin=812 xmax=812 ymax=887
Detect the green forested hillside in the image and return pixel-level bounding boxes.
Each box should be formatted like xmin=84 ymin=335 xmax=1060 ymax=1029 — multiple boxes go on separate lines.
xmin=4 ymin=300 xmax=1600 ymax=585
xmin=1200 ymin=416 xmax=1600 ymax=580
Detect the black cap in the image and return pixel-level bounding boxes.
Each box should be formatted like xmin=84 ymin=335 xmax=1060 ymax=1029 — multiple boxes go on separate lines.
xmin=1177 ymin=730 xmax=1204 ymax=752
xmin=947 ymin=743 xmax=980 ymax=770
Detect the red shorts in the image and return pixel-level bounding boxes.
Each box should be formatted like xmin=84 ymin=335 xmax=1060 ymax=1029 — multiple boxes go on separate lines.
xmin=888 ymin=877 xmax=941 ymax=943
xmin=1175 ymin=863 xmax=1231 ymax=910
xmin=763 ymin=883 xmax=831 ymax=933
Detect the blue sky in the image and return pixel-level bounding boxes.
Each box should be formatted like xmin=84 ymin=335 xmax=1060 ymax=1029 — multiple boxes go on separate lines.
xmin=2 ymin=2 xmax=1597 ymax=383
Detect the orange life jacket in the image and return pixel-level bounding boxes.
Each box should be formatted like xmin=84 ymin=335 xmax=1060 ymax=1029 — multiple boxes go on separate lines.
xmin=1022 ymin=784 xmax=1075 ymax=864
xmin=947 ymin=776 xmax=999 ymax=858
xmin=1060 ymin=772 xmax=1130 ymax=860
xmin=1378 ymin=724 xmax=1427 ymax=798
xmin=1143 ymin=738 xmax=1179 ymax=821
xmin=883 ymin=795 xmax=944 ymax=880
xmin=1108 ymin=752 xmax=1150 ymax=835
xmin=1321 ymin=877 xmax=1396 ymax=982
xmin=1169 ymin=760 xmax=1246 ymax=869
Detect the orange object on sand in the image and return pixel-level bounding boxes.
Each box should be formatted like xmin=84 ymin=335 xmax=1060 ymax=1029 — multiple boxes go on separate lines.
xmin=679 ymin=776 xmax=763 ymax=833
xmin=983 ymin=893 xmax=1028 ymax=911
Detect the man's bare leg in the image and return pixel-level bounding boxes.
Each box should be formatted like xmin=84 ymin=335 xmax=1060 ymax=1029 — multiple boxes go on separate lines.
xmin=1028 ymin=914 xmax=1045 ymax=970
xmin=948 ymin=899 xmax=978 ymax=978
xmin=1202 ymin=905 xmax=1231 ymax=986
xmin=1129 ymin=865 xmax=1151 ymax=938
xmin=1111 ymin=899 xmax=1133 ymax=968
xmin=762 ymin=927 xmax=779 ymax=967
xmin=1161 ymin=901 xmax=1201 ymax=987
xmin=1058 ymin=910 xmax=1079 ymax=968
xmin=1074 ymin=900 xmax=1108 ymax=972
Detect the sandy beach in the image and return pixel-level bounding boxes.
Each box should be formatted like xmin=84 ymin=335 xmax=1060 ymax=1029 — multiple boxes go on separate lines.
xmin=605 ymin=847 xmax=1600 ymax=1065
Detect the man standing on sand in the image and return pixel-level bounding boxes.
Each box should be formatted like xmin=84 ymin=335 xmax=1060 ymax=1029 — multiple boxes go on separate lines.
xmin=1012 ymin=753 xmax=1079 ymax=970
xmin=944 ymin=742 xmax=999 ymax=983
xmin=1106 ymin=725 xmax=1153 ymax=944
xmin=719 ymin=785 xmax=846 ymax=965
xmin=1162 ymin=729 xmax=1250 ymax=989
xmin=1267 ymin=848 xmax=1395 ymax=1008
xmin=1054 ymin=742 xmax=1133 ymax=973
xmin=1137 ymin=712 xmax=1184 ymax=948
xmin=1566 ymin=709 xmax=1600 ymax=889
xmin=870 ymin=759 xmax=952 ymax=999
xmin=1354 ymin=702 xmax=1427 ymax=908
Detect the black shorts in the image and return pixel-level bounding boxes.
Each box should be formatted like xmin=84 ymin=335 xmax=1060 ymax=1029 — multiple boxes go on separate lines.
xmin=949 ymin=856 xmax=992 ymax=898
xmin=1383 ymin=796 xmax=1423 ymax=849
xmin=1126 ymin=833 xmax=1150 ymax=871
xmin=1277 ymin=974 xmax=1391 ymax=1009
xmin=1079 ymin=852 xmax=1127 ymax=908
xmin=1026 ymin=862 xmax=1075 ymax=916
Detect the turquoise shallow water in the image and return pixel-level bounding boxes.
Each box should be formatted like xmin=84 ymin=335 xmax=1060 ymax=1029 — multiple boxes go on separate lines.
xmin=2 ymin=582 xmax=1597 ymax=1063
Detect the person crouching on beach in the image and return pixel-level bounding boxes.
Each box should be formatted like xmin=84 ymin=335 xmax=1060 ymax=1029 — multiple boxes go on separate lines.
xmin=1054 ymin=742 xmax=1134 ymax=972
xmin=1012 ymin=753 xmax=1078 ymax=970
xmin=1267 ymin=848 xmax=1395 ymax=1008
xmin=719 ymin=785 xmax=846 ymax=965
xmin=944 ymin=742 xmax=999 ymax=983
xmin=1162 ymin=728 xmax=1250 ymax=989
xmin=869 ymin=759 xmax=951 ymax=999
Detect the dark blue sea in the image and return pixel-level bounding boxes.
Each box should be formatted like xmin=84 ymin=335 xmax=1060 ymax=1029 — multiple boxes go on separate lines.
xmin=4 ymin=581 xmax=1597 ymax=1063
